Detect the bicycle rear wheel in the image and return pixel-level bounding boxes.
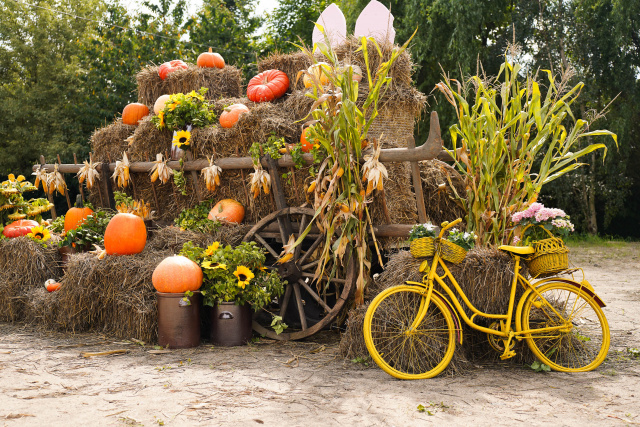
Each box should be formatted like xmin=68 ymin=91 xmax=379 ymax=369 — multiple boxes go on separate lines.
xmin=363 ymin=285 xmax=456 ymax=380
xmin=521 ymin=282 xmax=610 ymax=372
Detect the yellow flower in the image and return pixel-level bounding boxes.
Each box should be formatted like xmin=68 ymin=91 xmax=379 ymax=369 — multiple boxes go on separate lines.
xmin=17 ymin=175 xmax=25 ymax=182
xmin=233 ymin=265 xmax=254 ymax=289
xmin=259 ymin=266 xmax=267 ymax=272
xmin=27 ymin=225 xmax=50 ymax=242
xmin=201 ymin=261 xmax=227 ymax=270
xmin=172 ymin=130 xmax=191 ymax=147
xmin=169 ymin=101 xmax=181 ymax=111
xmin=157 ymin=111 xmax=165 ymax=127
xmin=204 ymin=242 xmax=220 ymax=256
xmin=8 ymin=174 xmax=15 ymax=182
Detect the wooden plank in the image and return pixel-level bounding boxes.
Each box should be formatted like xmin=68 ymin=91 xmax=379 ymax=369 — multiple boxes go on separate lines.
xmin=408 ymin=136 xmax=428 ymax=223
xmin=98 ymin=163 xmax=114 ymax=209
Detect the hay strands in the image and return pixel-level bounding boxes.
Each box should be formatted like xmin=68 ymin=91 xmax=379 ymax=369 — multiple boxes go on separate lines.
xmin=81 ymin=349 xmax=129 ymax=358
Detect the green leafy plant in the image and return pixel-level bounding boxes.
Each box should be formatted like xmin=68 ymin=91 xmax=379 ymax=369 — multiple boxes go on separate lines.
xmin=530 ymin=360 xmax=551 ymax=372
xmin=408 ymin=222 xmax=438 ymax=242
xmin=435 ymin=53 xmax=617 ymax=246
xmin=446 ymin=228 xmax=477 ymax=251
xmin=173 ymin=170 xmax=187 ymax=196
xmin=174 ymin=200 xmax=219 ymax=233
xmin=179 ymin=241 xmax=285 ymax=312
xmin=151 ymin=88 xmax=215 ymax=131
xmin=270 ymin=315 xmax=288 ymax=335
xmin=59 ymin=210 xmax=113 ymax=250
xmin=0 ymin=174 xmax=53 ymax=225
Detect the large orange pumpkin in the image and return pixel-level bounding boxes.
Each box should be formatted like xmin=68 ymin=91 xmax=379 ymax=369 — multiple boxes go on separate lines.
xmin=152 ymin=255 xmax=203 ymax=293
xmin=122 ymin=103 xmax=149 ymax=125
xmin=246 ymin=70 xmax=289 ymax=103
xmin=2 ymin=219 xmax=39 ymax=238
xmin=158 ymin=59 xmax=188 ymax=80
xmin=300 ymin=127 xmax=315 ymax=153
xmin=64 ymin=195 xmax=93 ymax=233
xmin=197 ymin=48 xmax=225 ymax=69
xmin=208 ymin=199 xmax=245 ymax=224
xmin=219 ymin=104 xmax=249 ymax=128
xmin=104 ymin=213 xmax=147 ymax=255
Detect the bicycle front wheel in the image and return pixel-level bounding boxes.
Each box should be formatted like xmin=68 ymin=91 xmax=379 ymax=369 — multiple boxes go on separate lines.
xmin=363 ymin=285 xmax=456 ymax=380
xmin=522 ymin=282 xmax=610 ymax=372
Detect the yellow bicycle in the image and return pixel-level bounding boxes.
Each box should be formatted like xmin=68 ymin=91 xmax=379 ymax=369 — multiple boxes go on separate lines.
xmin=363 ymin=218 xmax=610 ymax=380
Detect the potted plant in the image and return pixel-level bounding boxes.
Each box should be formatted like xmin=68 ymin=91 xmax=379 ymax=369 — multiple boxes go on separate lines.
xmin=56 ymin=210 xmax=112 ymax=267
xmin=180 ymin=240 xmax=285 ymax=346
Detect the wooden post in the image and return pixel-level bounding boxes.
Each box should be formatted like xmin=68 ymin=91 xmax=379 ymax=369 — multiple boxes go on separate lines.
xmin=126 ymin=150 xmax=138 ymax=200
xmin=236 ymin=147 xmax=251 ymax=212
xmin=407 ymin=136 xmax=428 ymax=224
xmin=91 ymin=153 xmax=104 ymax=208
xmin=146 ymin=154 xmax=161 ymax=214
xmin=40 ymin=156 xmax=56 ymax=220
xmin=186 ymin=151 xmax=202 ymax=202
xmin=73 ymin=153 xmax=85 ymax=203
xmin=99 ymin=159 xmax=114 ymax=210
xmin=57 ymin=154 xmax=72 ymax=210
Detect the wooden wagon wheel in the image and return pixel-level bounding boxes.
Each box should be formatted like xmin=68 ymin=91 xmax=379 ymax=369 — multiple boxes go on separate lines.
xmin=243 ymin=207 xmax=356 ymax=340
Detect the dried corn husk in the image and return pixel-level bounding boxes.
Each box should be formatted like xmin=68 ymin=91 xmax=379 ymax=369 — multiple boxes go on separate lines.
xmin=201 ymin=156 xmax=222 ymax=192
xmin=112 ymin=152 xmax=130 ymax=188
xmin=149 ymin=153 xmax=173 ymax=184
xmin=362 ymin=139 xmax=387 ymax=196
xmin=32 ymin=166 xmax=47 ymax=190
xmin=249 ymin=164 xmax=270 ymax=198
xmin=47 ymin=164 xmax=67 ymax=195
xmin=77 ymin=159 xmax=101 ymax=189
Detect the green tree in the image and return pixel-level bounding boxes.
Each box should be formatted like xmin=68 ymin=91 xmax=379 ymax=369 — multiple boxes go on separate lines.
xmin=0 ymin=0 xmax=103 ymax=176
xmin=265 ymin=0 xmax=337 ymax=50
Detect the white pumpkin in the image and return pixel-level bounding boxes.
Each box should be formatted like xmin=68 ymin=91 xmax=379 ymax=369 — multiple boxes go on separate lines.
xmin=154 ymin=94 xmax=172 ymax=115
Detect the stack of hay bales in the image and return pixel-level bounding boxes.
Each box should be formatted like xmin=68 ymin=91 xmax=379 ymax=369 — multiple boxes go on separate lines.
xmin=339 ymin=248 xmax=535 ymax=371
xmin=0 ymin=237 xmax=62 ymax=323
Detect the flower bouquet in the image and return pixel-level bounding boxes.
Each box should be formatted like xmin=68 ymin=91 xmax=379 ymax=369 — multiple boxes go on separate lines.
xmin=511 ymin=203 xmax=575 ymax=245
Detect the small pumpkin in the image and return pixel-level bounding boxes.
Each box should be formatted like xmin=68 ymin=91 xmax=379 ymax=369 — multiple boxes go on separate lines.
xmin=300 ymin=127 xmax=315 ymax=153
xmin=158 ymin=59 xmax=188 ymax=80
xmin=152 ymin=255 xmax=203 ymax=293
xmin=44 ymin=279 xmax=61 ymax=292
xmin=197 ymin=48 xmax=225 ymax=69
xmin=153 ymin=94 xmax=172 ymax=115
xmin=122 ymin=103 xmax=149 ymax=126
xmin=247 ymin=69 xmax=289 ymax=103
xmin=64 ymin=195 xmax=94 ymax=233
xmin=303 ymin=62 xmax=331 ymax=88
xmin=219 ymin=104 xmax=249 ymax=128
xmin=208 ymin=199 xmax=245 ymax=224
xmin=104 ymin=213 xmax=147 ymax=255
xmin=2 ymin=219 xmax=39 ymax=238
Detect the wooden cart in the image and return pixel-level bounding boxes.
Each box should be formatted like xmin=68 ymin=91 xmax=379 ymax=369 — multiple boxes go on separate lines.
xmin=34 ymin=112 xmax=446 ymax=340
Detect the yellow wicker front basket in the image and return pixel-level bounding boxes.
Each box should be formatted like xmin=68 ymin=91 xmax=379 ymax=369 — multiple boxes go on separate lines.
xmin=410 ymin=237 xmax=467 ymax=264
xmin=410 ymin=237 xmax=435 ymax=258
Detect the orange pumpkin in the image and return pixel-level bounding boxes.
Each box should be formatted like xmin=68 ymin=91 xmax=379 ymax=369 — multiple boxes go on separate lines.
xmin=104 ymin=213 xmax=147 ymax=255
xmin=2 ymin=219 xmax=39 ymax=238
xmin=303 ymin=62 xmax=331 ymax=88
xmin=152 ymin=255 xmax=203 ymax=293
xmin=300 ymin=127 xmax=315 ymax=153
xmin=208 ymin=199 xmax=245 ymax=224
xmin=122 ymin=103 xmax=149 ymax=125
xmin=158 ymin=59 xmax=188 ymax=80
xmin=246 ymin=70 xmax=289 ymax=103
xmin=64 ymin=195 xmax=93 ymax=233
xmin=197 ymin=48 xmax=225 ymax=69
xmin=219 ymin=104 xmax=249 ymax=128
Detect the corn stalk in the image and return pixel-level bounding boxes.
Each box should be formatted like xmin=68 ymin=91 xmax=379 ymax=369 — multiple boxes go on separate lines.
xmin=293 ymin=28 xmax=416 ymax=303
xmin=435 ymin=57 xmax=617 ymax=246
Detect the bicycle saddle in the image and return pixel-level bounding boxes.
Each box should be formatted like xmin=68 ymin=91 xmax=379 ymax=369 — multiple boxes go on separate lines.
xmin=498 ymin=245 xmax=535 ymax=255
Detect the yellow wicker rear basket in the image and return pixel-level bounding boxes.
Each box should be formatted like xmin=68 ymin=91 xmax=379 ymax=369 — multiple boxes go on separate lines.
xmin=440 ymin=240 xmax=467 ymax=264
xmin=526 ymin=237 xmax=569 ymax=277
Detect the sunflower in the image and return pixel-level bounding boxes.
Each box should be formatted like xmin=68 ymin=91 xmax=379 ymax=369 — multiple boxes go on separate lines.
xmin=27 ymin=225 xmax=51 ymax=242
xmin=233 ymin=265 xmax=254 ymax=289
xmin=204 ymin=242 xmax=220 ymax=256
xmin=157 ymin=111 xmax=165 ymax=127
xmin=173 ymin=130 xmax=191 ymax=147
xmin=202 ymin=261 xmax=227 ymax=270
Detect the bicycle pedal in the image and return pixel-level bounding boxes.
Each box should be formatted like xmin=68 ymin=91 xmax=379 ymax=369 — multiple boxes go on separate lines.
xmin=500 ymin=350 xmax=516 ymax=360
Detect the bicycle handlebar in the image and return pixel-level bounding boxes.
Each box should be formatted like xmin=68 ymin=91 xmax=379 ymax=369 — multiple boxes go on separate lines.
xmin=438 ymin=218 xmax=463 ymax=238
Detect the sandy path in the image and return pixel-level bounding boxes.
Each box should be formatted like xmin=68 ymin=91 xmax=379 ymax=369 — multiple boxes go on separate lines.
xmin=1 ymin=243 xmax=639 ymax=426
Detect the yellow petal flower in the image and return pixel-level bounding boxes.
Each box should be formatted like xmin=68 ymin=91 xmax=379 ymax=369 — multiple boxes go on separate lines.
xmin=201 ymin=261 xmax=227 ymax=270
xmin=17 ymin=175 xmax=25 ymax=182
xmin=27 ymin=225 xmax=50 ymax=242
xmin=233 ymin=265 xmax=254 ymax=288
xmin=172 ymin=130 xmax=191 ymax=147
xmin=204 ymin=241 xmax=220 ymax=256
xmin=8 ymin=174 xmax=15 ymax=181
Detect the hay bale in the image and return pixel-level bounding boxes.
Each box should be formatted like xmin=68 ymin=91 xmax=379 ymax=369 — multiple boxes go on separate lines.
xmin=420 ymin=159 xmax=467 ymax=227
xmin=24 ymin=287 xmax=58 ymax=325
xmin=0 ymin=238 xmax=62 ymax=322
xmin=147 ymin=225 xmax=247 ymax=252
xmin=90 ymin=119 xmax=137 ymax=163
xmin=136 ymin=64 xmax=242 ymax=107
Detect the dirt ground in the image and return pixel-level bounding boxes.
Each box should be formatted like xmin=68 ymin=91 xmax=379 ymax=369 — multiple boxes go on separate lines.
xmin=1 ymin=242 xmax=639 ymax=426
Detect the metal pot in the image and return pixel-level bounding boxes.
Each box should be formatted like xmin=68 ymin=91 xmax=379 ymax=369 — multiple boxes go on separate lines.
xmin=207 ymin=302 xmax=253 ymax=346
xmin=157 ymin=292 xmax=201 ymax=349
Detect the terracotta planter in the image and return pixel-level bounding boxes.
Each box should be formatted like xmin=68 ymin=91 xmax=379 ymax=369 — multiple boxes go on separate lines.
xmin=207 ymin=302 xmax=252 ymax=346
xmin=157 ymin=292 xmax=201 ymax=348
xmin=58 ymin=246 xmax=78 ymax=272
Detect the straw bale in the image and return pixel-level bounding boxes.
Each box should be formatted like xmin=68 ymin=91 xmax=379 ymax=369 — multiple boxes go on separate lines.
xmin=136 ymin=64 xmax=242 ymax=107
xmin=24 ymin=287 xmax=58 ymax=325
xmin=147 ymin=225 xmax=248 ymax=253
xmin=0 ymin=238 xmax=62 ymax=322
xmin=258 ymin=51 xmax=313 ymax=92
xmin=90 ymin=119 xmax=137 ymax=163
xmin=420 ymin=159 xmax=467 ymax=227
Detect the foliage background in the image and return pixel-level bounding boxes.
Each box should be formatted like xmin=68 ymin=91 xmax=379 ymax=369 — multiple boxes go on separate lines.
xmin=0 ymin=0 xmax=638 ymax=237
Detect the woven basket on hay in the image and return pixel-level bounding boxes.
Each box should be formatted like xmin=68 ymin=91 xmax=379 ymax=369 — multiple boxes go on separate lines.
xmin=136 ymin=64 xmax=242 ymax=107
xmin=0 ymin=238 xmax=62 ymax=322
xmin=339 ymin=248 xmax=535 ymax=371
